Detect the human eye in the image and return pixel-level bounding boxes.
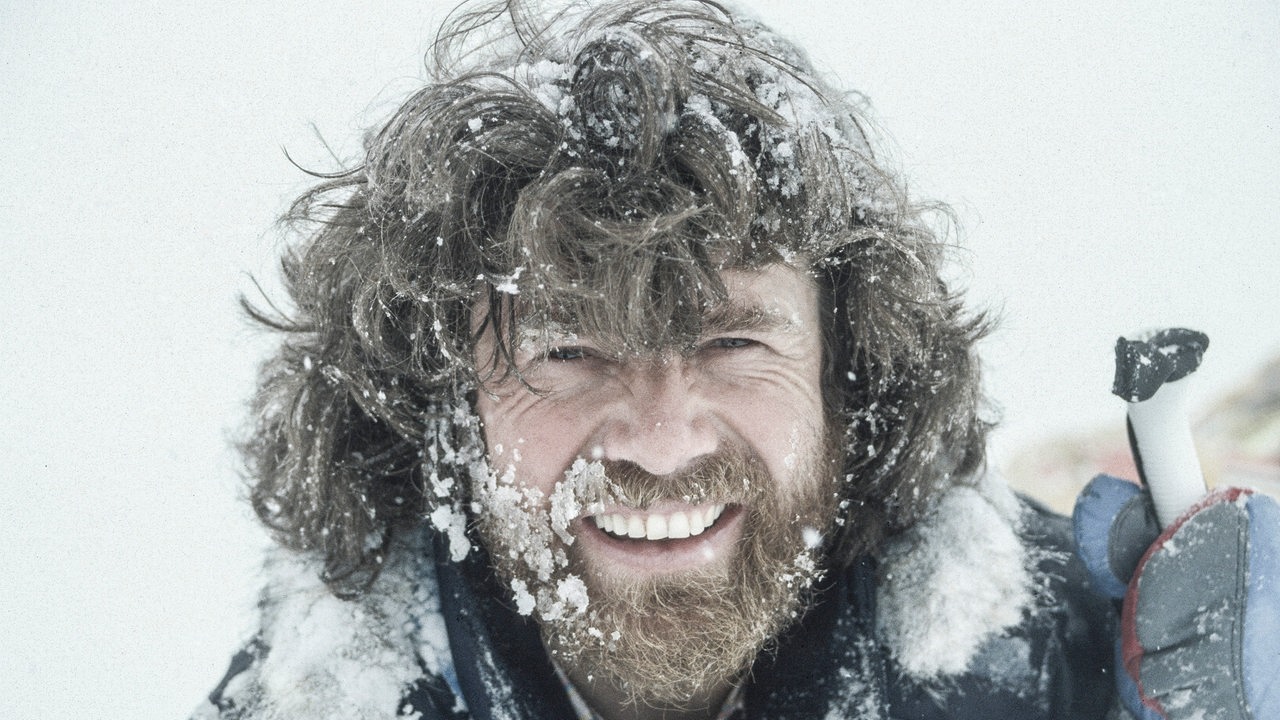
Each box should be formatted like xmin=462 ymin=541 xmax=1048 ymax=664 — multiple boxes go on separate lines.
xmin=545 ymin=346 xmax=590 ymax=361
xmin=707 ymin=337 xmax=756 ymax=350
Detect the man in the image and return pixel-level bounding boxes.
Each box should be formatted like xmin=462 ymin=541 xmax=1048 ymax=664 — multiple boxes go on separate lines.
xmin=195 ymin=2 xmax=1276 ymax=719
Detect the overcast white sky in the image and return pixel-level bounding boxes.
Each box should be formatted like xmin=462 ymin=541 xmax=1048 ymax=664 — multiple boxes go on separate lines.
xmin=3 ymin=1 xmax=1278 ymax=718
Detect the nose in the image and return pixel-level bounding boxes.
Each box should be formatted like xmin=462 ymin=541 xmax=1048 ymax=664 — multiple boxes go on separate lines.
xmin=596 ymin=359 xmax=718 ymax=476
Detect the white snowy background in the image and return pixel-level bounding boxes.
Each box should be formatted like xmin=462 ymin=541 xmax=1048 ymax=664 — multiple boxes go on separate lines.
xmin=3 ymin=1 xmax=1277 ymax=718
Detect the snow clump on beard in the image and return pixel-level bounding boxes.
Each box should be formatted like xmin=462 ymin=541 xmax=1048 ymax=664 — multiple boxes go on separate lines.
xmin=470 ymin=438 xmax=840 ymax=707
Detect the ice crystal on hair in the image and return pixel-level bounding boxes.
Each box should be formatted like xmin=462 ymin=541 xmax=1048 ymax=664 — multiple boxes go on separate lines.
xmin=491 ymin=266 xmax=524 ymax=295
xmin=470 ymin=456 xmax=624 ymax=624
xmin=510 ymin=578 xmax=536 ymax=616
xmin=429 ymin=505 xmax=471 ymax=562
xmin=555 ymin=575 xmax=590 ymax=615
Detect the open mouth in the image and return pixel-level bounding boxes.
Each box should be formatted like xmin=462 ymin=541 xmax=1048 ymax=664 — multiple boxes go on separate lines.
xmin=591 ymin=504 xmax=728 ymax=540
xmin=586 ymin=502 xmax=742 ymax=540
xmin=575 ymin=503 xmax=745 ymax=572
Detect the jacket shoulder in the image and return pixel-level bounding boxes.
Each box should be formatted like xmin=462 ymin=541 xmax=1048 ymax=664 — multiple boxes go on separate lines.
xmin=189 ymin=528 xmax=466 ymax=720
xmin=882 ymin=489 xmax=1118 ymax=719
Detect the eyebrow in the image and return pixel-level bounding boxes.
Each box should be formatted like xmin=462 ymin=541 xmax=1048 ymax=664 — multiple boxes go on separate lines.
xmin=700 ymin=302 xmax=799 ymax=335
xmin=510 ymin=301 xmax=802 ymax=353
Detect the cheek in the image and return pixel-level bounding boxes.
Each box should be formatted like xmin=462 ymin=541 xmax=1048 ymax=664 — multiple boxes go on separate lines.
xmin=708 ymin=365 xmax=827 ymax=486
xmin=475 ymin=388 xmax=598 ymax=497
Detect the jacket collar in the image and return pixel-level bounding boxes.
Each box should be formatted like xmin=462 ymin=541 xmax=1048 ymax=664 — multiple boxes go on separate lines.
xmin=242 ymin=476 xmax=1033 ymax=718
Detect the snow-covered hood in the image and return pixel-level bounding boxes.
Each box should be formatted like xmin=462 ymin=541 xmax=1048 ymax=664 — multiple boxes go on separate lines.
xmin=195 ymin=475 xmax=1034 ymax=719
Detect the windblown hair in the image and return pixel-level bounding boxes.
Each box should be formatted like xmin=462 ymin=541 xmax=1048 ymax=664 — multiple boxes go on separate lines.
xmin=244 ymin=0 xmax=991 ymax=593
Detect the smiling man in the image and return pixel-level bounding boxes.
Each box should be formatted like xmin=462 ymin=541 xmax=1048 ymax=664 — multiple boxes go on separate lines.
xmin=194 ymin=2 xmax=1277 ymax=720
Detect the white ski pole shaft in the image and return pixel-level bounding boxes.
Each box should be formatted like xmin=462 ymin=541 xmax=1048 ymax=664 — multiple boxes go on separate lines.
xmin=1126 ymin=379 xmax=1206 ymax=527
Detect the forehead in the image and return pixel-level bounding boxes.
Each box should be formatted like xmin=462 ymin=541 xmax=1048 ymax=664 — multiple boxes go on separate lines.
xmin=709 ymin=264 xmax=818 ymax=330
xmin=523 ymin=263 xmax=818 ymax=341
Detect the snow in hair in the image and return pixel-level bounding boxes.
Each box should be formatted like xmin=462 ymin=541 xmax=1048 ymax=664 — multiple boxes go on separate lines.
xmin=241 ymin=0 xmax=990 ymax=594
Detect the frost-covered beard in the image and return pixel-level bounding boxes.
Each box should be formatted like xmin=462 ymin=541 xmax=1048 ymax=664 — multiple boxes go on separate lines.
xmin=471 ymin=439 xmax=840 ymax=707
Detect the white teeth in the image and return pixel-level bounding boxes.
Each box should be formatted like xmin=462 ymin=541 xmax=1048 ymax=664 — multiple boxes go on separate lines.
xmin=708 ymin=504 xmax=724 ymax=526
xmin=687 ymin=510 xmax=706 ymax=535
xmin=667 ymin=512 xmax=691 ymax=539
xmin=646 ymin=514 xmax=668 ymax=540
xmin=627 ymin=515 xmax=646 ymax=539
xmin=596 ymin=504 xmax=728 ymax=541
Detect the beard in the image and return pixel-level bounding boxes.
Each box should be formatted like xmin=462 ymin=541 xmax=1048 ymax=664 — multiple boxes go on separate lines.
xmin=470 ymin=433 xmax=842 ymax=709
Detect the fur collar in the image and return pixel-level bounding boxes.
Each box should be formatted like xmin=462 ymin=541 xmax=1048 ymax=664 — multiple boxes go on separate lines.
xmin=194 ymin=531 xmax=451 ymax=720
xmin=204 ymin=477 xmax=1033 ymax=718
xmin=875 ymin=474 xmax=1033 ymax=679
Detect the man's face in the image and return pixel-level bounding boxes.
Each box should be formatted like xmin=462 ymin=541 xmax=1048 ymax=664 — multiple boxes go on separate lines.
xmin=471 ymin=262 xmax=840 ymax=703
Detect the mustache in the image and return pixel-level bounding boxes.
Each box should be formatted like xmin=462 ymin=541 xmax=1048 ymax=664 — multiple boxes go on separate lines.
xmin=592 ymin=450 xmax=771 ymax=509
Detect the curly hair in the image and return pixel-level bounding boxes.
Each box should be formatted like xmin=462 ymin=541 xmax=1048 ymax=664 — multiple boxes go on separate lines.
xmin=242 ymin=0 xmax=991 ymax=594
